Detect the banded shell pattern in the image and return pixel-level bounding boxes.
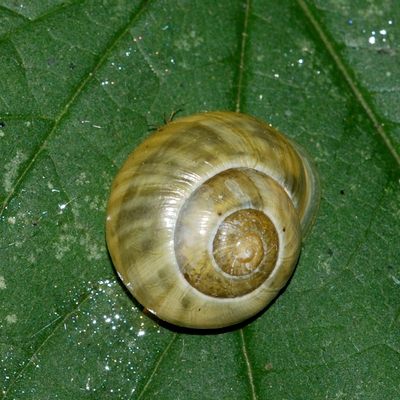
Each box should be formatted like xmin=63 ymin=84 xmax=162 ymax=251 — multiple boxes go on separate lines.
xmin=106 ymin=111 xmax=320 ymax=329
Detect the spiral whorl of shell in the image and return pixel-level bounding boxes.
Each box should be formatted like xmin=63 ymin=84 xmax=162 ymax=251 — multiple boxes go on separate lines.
xmin=106 ymin=111 xmax=320 ymax=329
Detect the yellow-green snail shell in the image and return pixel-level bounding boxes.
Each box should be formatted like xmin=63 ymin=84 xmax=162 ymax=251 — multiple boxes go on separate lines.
xmin=106 ymin=111 xmax=320 ymax=329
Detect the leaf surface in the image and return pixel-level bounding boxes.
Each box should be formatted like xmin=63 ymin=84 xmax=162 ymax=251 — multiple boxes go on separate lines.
xmin=1 ymin=0 xmax=399 ymax=398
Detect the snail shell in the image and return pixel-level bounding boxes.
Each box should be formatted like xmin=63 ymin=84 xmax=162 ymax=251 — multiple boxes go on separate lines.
xmin=106 ymin=111 xmax=320 ymax=329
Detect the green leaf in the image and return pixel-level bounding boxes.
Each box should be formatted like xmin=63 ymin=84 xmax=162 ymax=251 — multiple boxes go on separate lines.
xmin=1 ymin=0 xmax=399 ymax=398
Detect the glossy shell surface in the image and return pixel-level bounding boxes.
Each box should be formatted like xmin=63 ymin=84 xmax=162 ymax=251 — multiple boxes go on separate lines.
xmin=106 ymin=111 xmax=320 ymax=329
